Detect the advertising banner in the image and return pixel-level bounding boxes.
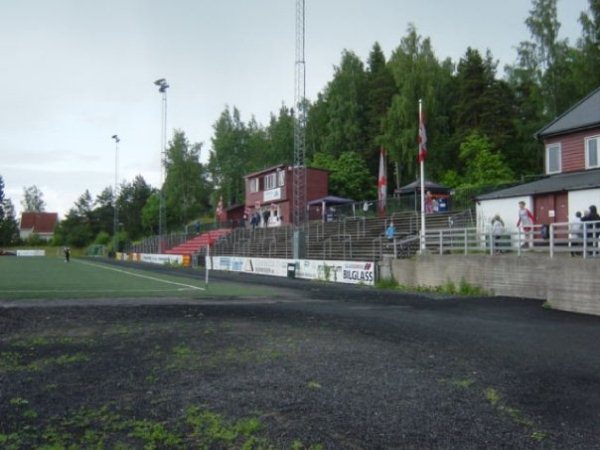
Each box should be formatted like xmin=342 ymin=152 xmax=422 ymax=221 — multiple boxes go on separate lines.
xmin=16 ymin=249 xmax=46 ymax=257
xmin=209 ymin=256 xmax=375 ymax=285
xmin=139 ymin=253 xmax=184 ymax=265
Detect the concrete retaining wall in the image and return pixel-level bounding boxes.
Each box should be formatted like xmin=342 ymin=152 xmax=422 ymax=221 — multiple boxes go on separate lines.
xmin=382 ymin=255 xmax=600 ymax=316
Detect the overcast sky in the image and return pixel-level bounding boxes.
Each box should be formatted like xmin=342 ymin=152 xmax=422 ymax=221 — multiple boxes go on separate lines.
xmin=0 ymin=0 xmax=589 ymax=218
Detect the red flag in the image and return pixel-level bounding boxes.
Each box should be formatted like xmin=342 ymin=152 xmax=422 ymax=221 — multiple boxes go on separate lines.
xmin=378 ymin=147 xmax=387 ymax=216
xmin=418 ymin=109 xmax=427 ymax=163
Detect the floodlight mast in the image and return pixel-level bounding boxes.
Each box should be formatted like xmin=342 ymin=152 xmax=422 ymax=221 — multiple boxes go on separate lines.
xmin=111 ymin=134 xmax=120 ymax=256
xmin=154 ymin=78 xmax=169 ymax=252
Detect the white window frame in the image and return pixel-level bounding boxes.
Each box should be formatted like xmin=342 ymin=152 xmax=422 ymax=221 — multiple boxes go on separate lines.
xmin=277 ymin=169 xmax=286 ymax=187
xmin=585 ymin=135 xmax=600 ymax=169
xmin=248 ymin=178 xmax=259 ymax=193
xmin=546 ymin=143 xmax=562 ymax=174
xmin=264 ymin=173 xmax=277 ymax=190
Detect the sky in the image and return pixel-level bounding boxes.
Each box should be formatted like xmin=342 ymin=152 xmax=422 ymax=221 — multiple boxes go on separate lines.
xmin=0 ymin=0 xmax=590 ymax=219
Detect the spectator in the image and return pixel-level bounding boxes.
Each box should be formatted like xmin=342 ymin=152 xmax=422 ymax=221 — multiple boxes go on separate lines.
xmin=385 ymin=221 xmax=396 ymax=242
xmin=491 ymin=215 xmax=505 ymax=254
xmin=516 ymin=201 xmax=535 ymax=248
xmin=425 ymin=191 xmax=434 ymax=214
xmin=570 ymin=211 xmax=583 ymax=256
xmin=582 ymin=205 xmax=600 ymax=256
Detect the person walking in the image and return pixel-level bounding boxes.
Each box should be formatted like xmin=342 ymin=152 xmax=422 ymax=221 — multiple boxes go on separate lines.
xmin=516 ymin=201 xmax=535 ymax=248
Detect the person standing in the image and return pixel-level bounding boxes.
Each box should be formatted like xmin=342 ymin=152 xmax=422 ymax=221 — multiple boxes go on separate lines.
xmin=516 ymin=201 xmax=535 ymax=248
xmin=582 ymin=205 xmax=600 ymax=256
xmin=491 ymin=215 xmax=505 ymax=254
xmin=385 ymin=221 xmax=396 ymax=242
xmin=570 ymin=211 xmax=583 ymax=256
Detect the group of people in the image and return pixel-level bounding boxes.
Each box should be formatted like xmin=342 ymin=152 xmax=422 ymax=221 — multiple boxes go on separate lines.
xmin=490 ymin=201 xmax=600 ymax=255
xmin=570 ymin=205 xmax=600 ymax=256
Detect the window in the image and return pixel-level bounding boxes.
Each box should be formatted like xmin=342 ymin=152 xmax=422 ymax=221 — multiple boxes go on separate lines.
xmin=264 ymin=173 xmax=277 ymax=190
xmin=248 ymin=178 xmax=259 ymax=193
xmin=546 ymin=144 xmax=561 ymax=174
xmin=277 ymin=169 xmax=286 ymax=187
xmin=586 ymin=136 xmax=599 ymax=169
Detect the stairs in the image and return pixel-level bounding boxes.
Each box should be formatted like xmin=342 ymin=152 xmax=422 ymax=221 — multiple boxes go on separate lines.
xmin=164 ymin=229 xmax=231 ymax=256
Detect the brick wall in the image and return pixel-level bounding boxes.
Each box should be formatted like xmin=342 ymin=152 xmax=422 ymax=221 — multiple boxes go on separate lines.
xmin=383 ymin=255 xmax=600 ymax=316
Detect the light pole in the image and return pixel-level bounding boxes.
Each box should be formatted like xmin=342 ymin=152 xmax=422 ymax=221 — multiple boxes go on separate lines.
xmin=111 ymin=134 xmax=120 ymax=256
xmin=154 ymin=78 xmax=169 ymax=253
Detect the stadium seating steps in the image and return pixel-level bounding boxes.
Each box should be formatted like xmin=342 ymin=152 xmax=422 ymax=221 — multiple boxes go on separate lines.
xmin=164 ymin=229 xmax=231 ymax=256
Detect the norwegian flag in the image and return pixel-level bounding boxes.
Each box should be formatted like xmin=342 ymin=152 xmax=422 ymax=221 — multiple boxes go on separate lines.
xmin=418 ymin=108 xmax=427 ymax=163
xmin=378 ymin=147 xmax=387 ymax=216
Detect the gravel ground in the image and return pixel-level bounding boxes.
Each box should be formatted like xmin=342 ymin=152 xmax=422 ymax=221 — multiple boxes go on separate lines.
xmin=1 ymin=261 xmax=599 ymax=449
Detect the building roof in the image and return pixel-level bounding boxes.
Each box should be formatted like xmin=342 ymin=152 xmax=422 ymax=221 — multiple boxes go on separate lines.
xmin=244 ymin=164 xmax=329 ymax=179
xmin=307 ymin=196 xmax=354 ymax=206
xmin=395 ymin=179 xmax=449 ymax=194
xmin=20 ymin=212 xmax=58 ymax=233
xmin=476 ymin=169 xmax=600 ymax=201
xmin=536 ymin=86 xmax=600 ymax=139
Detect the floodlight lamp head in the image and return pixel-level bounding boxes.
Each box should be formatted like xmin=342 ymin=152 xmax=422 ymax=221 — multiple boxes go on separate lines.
xmin=154 ymin=78 xmax=166 ymax=86
xmin=111 ymin=134 xmax=120 ymax=143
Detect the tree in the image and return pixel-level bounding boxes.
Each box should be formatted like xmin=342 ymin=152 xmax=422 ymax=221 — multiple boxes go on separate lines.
xmin=311 ymin=151 xmax=375 ymax=200
xmin=209 ymin=107 xmax=253 ymax=207
xmin=53 ymin=190 xmax=94 ymax=247
xmin=141 ymin=193 xmax=160 ymax=234
xmin=443 ymin=132 xmax=514 ymax=189
xmin=163 ymin=130 xmax=211 ymax=229
xmin=321 ymin=50 xmax=368 ymax=158
xmin=364 ymin=42 xmax=396 ymax=174
xmin=0 ymin=198 xmax=20 ymax=246
xmin=265 ymin=105 xmax=294 ymax=166
xmin=117 ymin=175 xmax=154 ymax=239
xmin=574 ymin=0 xmax=600 ymax=95
xmin=453 ymin=48 xmax=517 ymax=172
xmin=21 ymin=185 xmax=46 ymax=212
xmin=0 ymin=175 xmax=5 ymax=220
xmin=380 ymin=25 xmax=453 ymax=187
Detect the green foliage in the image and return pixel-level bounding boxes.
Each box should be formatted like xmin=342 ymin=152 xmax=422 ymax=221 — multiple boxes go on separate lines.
xmin=94 ymin=231 xmax=110 ymax=246
xmin=375 ymin=278 xmax=399 ymax=289
xmin=443 ymin=132 xmax=514 ymax=189
xmin=311 ymin=151 xmax=375 ymax=199
xmin=117 ymin=175 xmax=154 ymax=240
xmin=163 ymin=130 xmax=211 ymax=230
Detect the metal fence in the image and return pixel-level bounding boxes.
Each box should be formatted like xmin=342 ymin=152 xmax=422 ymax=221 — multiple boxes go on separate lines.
xmin=420 ymin=221 xmax=600 ymax=259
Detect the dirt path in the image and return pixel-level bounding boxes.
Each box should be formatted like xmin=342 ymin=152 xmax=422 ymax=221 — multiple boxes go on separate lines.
xmin=1 ymin=261 xmax=599 ymax=448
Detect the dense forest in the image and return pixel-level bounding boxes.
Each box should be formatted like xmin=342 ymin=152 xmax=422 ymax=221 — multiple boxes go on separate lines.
xmin=1 ymin=0 xmax=598 ymax=248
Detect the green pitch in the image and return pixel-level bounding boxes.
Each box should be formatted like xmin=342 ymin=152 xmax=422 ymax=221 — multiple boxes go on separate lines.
xmin=0 ymin=257 xmax=274 ymax=301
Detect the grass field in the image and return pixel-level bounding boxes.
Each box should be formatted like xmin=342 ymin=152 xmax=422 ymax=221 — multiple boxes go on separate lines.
xmin=0 ymin=257 xmax=274 ymax=300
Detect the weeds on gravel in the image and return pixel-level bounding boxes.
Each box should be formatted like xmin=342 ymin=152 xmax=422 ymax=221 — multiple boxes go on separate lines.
xmin=376 ymin=277 xmax=489 ymax=296
xmin=307 ymin=380 xmax=322 ymax=390
xmin=484 ymin=387 xmax=548 ymax=442
xmin=0 ymin=350 xmax=89 ymax=373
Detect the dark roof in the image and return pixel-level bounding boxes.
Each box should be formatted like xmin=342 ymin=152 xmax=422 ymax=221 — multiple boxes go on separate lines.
xmin=244 ymin=164 xmax=329 ymax=179
xmin=536 ymin=86 xmax=600 ymax=139
xmin=20 ymin=212 xmax=58 ymax=233
xmin=307 ymin=196 xmax=354 ymax=206
xmin=476 ymin=169 xmax=600 ymax=201
xmin=395 ymin=179 xmax=449 ymax=194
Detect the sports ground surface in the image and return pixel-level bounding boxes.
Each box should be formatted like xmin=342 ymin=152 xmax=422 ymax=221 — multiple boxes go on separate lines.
xmin=1 ymin=256 xmax=600 ymax=449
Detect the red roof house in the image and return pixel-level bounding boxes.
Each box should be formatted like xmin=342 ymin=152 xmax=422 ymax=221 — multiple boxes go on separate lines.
xmin=19 ymin=212 xmax=58 ymax=241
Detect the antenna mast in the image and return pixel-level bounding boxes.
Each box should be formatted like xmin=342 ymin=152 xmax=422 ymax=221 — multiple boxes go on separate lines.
xmin=293 ymin=0 xmax=306 ymax=227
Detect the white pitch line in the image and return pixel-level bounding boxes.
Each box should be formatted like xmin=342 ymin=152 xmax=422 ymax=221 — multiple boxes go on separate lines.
xmin=75 ymin=260 xmax=205 ymax=291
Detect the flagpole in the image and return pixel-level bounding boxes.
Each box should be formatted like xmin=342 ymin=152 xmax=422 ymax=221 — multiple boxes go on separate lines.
xmin=419 ymin=99 xmax=426 ymax=253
